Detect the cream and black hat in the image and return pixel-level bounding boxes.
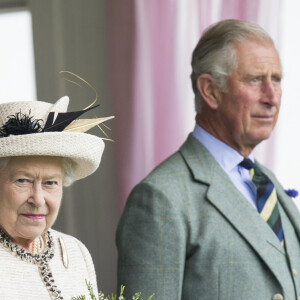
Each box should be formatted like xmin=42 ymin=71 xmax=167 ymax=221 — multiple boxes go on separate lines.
xmin=0 ymin=96 xmax=113 ymax=180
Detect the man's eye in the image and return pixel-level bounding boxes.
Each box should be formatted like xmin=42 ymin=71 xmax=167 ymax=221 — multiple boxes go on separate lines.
xmin=251 ymin=77 xmax=259 ymax=82
xmin=16 ymin=178 xmax=29 ymax=184
xmin=272 ymin=76 xmax=281 ymax=83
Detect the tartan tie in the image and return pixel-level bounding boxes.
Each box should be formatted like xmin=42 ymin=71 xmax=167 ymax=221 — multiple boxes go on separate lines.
xmin=239 ymin=158 xmax=284 ymax=245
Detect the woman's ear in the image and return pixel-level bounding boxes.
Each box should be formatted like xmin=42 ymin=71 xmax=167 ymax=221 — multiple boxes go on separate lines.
xmin=196 ymin=74 xmax=221 ymax=110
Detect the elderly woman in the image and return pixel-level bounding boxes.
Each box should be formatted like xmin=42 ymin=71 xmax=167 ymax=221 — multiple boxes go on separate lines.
xmin=0 ymin=96 xmax=111 ymax=299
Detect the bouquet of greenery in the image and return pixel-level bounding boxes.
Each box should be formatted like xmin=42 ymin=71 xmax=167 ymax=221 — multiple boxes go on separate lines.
xmin=71 ymin=280 xmax=154 ymax=300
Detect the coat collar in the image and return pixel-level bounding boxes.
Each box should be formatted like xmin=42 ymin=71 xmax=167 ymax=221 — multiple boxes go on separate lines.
xmin=179 ymin=134 xmax=300 ymax=285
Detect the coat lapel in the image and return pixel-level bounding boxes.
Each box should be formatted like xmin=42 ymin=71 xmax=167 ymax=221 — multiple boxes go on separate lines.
xmin=259 ymin=164 xmax=300 ymax=241
xmin=179 ymin=134 xmax=287 ymax=285
xmin=207 ymin=171 xmax=285 ymax=254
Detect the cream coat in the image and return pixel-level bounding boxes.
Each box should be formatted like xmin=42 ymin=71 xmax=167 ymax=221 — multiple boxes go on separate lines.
xmin=0 ymin=229 xmax=97 ymax=299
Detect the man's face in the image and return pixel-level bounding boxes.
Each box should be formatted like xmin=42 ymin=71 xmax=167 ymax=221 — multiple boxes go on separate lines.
xmin=214 ymin=40 xmax=282 ymax=155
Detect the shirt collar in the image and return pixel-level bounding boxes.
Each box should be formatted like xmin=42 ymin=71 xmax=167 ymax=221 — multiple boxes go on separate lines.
xmin=192 ymin=124 xmax=254 ymax=172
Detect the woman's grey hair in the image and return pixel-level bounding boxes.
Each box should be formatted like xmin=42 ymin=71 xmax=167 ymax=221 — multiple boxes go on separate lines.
xmin=0 ymin=156 xmax=76 ymax=187
xmin=0 ymin=157 xmax=8 ymax=172
xmin=191 ymin=19 xmax=276 ymax=113
xmin=61 ymin=157 xmax=76 ymax=186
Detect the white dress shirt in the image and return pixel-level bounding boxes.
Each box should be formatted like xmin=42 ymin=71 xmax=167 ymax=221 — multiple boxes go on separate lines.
xmin=192 ymin=124 xmax=258 ymax=210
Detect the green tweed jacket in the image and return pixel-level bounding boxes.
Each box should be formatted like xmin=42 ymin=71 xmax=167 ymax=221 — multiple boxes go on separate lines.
xmin=117 ymin=134 xmax=300 ymax=300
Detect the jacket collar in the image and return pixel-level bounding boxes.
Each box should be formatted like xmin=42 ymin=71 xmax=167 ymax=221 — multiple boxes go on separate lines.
xmin=179 ymin=134 xmax=300 ymax=285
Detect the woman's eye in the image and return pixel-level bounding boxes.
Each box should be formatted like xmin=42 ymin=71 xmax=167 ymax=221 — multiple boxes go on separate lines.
xmin=44 ymin=181 xmax=58 ymax=186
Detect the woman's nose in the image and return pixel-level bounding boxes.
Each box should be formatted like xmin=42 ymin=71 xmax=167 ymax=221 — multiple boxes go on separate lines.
xmin=28 ymin=184 xmax=45 ymax=207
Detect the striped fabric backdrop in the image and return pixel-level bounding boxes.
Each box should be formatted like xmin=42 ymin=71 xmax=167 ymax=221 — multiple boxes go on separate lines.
xmin=108 ymin=0 xmax=282 ymax=209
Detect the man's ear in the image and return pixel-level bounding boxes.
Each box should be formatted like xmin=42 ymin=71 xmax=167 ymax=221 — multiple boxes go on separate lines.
xmin=196 ymin=74 xmax=221 ymax=109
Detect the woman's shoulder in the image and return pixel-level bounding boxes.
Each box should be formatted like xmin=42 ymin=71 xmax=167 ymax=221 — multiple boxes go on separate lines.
xmin=49 ymin=228 xmax=96 ymax=276
xmin=49 ymin=228 xmax=90 ymax=253
xmin=50 ymin=228 xmax=81 ymax=242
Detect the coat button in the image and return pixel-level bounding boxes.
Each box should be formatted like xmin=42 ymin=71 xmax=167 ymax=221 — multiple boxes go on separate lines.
xmin=273 ymin=294 xmax=283 ymax=300
xmin=293 ymin=268 xmax=298 ymax=276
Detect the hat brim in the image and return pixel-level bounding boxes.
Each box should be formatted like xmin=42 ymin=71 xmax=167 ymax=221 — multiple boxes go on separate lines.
xmin=0 ymin=132 xmax=104 ymax=180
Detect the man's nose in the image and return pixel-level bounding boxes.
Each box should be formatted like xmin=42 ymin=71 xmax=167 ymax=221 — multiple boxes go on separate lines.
xmin=261 ymin=79 xmax=281 ymax=105
xmin=28 ymin=184 xmax=45 ymax=207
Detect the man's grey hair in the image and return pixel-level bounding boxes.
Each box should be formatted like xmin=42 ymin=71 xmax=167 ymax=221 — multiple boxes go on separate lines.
xmin=191 ymin=19 xmax=276 ymax=113
xmin=0 ymin=156 xmax=76 ymax=187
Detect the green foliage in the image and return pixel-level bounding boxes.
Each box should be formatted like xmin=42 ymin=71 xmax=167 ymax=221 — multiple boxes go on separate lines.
xmin=72 ymin=296 xmax=85 ymax=300
xmin=86 ymin=280 xmax=98 ymax=300
xmin=71 ymin=281 xmax=154 ymax=300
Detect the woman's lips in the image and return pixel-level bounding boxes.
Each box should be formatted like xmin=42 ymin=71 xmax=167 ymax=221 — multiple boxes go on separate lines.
xmin=21 ymin=214 xmax=45 ymax=220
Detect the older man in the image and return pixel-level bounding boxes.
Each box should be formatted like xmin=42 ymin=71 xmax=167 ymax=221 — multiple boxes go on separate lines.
xmin=117 ymin=19 xmax=300 ymax=300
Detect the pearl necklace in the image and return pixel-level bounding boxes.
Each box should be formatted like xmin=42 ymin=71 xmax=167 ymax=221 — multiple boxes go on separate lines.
xmin=32 ymin=235 xmax=45 ymax=255
xmin=0 ymin=229 xmax=63 ymax=300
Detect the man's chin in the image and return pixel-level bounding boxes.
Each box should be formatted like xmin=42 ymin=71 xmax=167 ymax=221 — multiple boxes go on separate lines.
xmin=249 ymin=132 xmax=273 ymax=146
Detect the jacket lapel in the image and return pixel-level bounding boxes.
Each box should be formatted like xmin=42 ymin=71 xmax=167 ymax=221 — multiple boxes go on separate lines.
xmin=259 ymin=164 xmax=300 ymax=241
xmin=179 ymin=134 xmax=286 ymax=284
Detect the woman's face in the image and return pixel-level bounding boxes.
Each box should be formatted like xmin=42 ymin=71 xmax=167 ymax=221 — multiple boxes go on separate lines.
xmin=0 ymin=156 xmax=63 ymax=247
